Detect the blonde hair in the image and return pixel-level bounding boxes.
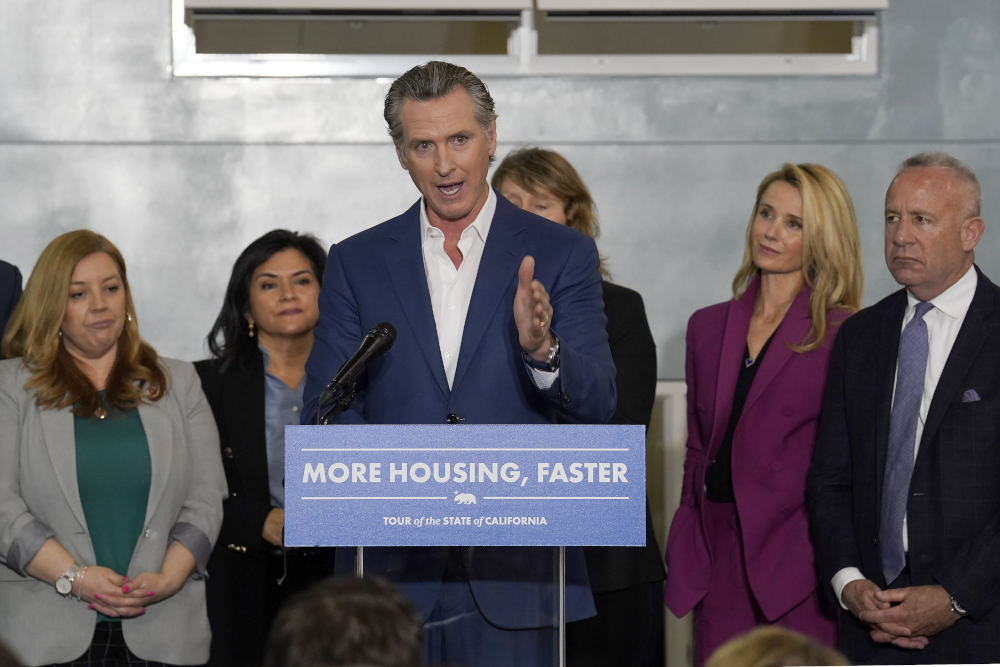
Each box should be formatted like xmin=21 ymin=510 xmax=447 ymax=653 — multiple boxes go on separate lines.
xmin=491 ymin=147 xmax=610 ymax=278
xmin=1 ymin=230 xmax=168 ymax=417
xmin=705 ymin=626 xmax=849 ymax=667
xmin=732 ymin=163 xmax=863 ymax=352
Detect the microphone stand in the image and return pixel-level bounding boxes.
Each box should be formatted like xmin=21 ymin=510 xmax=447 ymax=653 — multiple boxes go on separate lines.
xmin=316 ymin=381 xmax=362 ymax=576
xmin=317 ymin=383 xmax=357 ymax=426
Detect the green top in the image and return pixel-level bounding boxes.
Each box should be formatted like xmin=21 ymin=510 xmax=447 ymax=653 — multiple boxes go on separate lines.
xmin=75 ymin=398 xmax=151 ymax=623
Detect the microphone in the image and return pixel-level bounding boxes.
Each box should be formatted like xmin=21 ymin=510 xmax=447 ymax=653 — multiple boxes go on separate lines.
xmin=318 ymin=322 xmax=397 ymax=407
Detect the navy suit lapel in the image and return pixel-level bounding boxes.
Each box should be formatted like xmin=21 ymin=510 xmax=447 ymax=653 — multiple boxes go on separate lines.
xmin=452 ymin=195 xmax=526 ymax=394
xmin=385 ymin=204 xmax=450 ymax=399
xmin=917 ymin=268 xmax=995 ymax=461
xmin=874 ymin=291 xmax=906 ymax=506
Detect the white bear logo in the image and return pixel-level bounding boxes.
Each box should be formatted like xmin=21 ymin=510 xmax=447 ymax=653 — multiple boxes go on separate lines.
xmin=454 ymin=491 xmax=477 ymax=505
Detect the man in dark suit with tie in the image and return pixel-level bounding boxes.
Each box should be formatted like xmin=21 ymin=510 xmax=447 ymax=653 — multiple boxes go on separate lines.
xmin=808 ymin=152 xmax=1000 ymax=663
xmin=0 ymin=260 xmax=23 ymax=347
xmin=302 ymin=61 xmax=616 ymax=666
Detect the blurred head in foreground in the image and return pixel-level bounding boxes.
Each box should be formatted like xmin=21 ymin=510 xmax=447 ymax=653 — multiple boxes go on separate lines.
xmin=705 ymin=626 xmax=850 ymax=667
xmin=264 ymin=576 xmax=423 ymax=667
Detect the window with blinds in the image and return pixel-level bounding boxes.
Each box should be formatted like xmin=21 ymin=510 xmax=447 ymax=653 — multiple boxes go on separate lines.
xmin=172 ymin=0 xmax=888 ymax=77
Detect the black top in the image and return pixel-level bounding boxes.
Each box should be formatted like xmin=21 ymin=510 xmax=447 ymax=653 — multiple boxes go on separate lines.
xmin=579 ymin=281 xmax=666 ymax=593
xmin=0 ymin=260 xmax=22 ymax=354
xmin=705 ymin=335 xmax=774 ymax=504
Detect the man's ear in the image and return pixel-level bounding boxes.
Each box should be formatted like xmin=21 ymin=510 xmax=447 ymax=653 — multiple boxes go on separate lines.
xmin=962 ymin=215 xmax=985 ymax=252
xmin=396 ymin=145 xmax=408 ymax=171
xmin=486 ymin=120 xmax=497 ymax=157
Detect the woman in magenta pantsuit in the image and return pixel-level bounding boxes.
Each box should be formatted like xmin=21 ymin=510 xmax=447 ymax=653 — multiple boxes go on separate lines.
xmin=664 ymin=164 xmax=864 ymax=666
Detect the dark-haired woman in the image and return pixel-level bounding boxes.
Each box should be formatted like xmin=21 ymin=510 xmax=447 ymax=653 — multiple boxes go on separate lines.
xmin=194 ymin=230 xmax=330 ymax=667
xmin=493 ymin=148 xmax=666 ymax=667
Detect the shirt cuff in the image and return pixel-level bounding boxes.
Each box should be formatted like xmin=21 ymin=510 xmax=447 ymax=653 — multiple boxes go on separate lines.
xmin=169 ymin=522 xmax=213 ymax=576
xmin=7 ymin=519 xmax=55 ymax=577
xmin=832 ymin=567 xmax=866 ymax=610
xmin=525 ymin=364 xmax=560 ymax=391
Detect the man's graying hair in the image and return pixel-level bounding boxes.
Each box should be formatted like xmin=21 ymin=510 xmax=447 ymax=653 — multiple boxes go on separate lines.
xmin=384 ymin=61 xmax=498 ymax=160
xmin=899 ymin=151 xmax=983 ymax=218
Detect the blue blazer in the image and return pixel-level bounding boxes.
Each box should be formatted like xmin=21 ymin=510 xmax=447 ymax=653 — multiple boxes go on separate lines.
xmin=303 ymin=191 xmax=617 ymax=628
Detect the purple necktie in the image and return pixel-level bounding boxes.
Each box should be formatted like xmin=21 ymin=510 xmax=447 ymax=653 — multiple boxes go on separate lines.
xmin=880 ymin=301 xmax=933 ymax=584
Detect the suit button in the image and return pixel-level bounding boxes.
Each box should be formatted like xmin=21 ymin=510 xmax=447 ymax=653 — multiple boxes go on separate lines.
xmin=770 ymin=461 xmax=783 ymax=472
xmin=228 ymin=544 xmax=237 ymax=551
xmin=223 ymin=448 xmax=234 ymax=459
xmin=446 ymin=413 xmax=464 ymax=424
xmin=232 ymin=492 xmax=238 ymax=497
xmin=144 ymin=529 xmax=151 ymax=538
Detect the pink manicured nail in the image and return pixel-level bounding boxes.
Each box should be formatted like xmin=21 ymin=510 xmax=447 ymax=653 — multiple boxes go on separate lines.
xmin=123 ymin=576 xmax=129 ymax=582
xmin=122 ymin=586 xmax=129 ymax=593
xmin=147 ymin=591 xmax=155 ymax=597
xmin=94 ymin=594 xmax=101 ymax=599
xmin=88 ymin=604 xmax=95 ymax=610
xmin=140 ymin=609 xmax=147 ymax=614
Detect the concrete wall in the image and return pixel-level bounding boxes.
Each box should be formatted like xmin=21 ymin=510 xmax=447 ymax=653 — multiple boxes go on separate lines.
xmin=2 ymin=1 xmax=1000 ymax=377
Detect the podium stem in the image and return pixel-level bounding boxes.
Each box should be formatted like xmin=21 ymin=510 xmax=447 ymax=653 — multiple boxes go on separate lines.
xmin=356 ymin=545 xmax=364 ymax=578
xmin=559 ymin=545 xmax=566 ymax=667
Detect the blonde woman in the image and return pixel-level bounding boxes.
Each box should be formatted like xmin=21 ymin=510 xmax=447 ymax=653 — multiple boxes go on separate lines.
xmin=664 ymin=164 xmax=863 ymax=665
xmin=0 ymin=230 xmax=226 ymax=666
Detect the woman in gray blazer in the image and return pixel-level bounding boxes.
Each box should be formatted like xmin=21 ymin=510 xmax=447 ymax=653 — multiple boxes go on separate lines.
xmin=0 ymin=230 xmax=226 ymax=666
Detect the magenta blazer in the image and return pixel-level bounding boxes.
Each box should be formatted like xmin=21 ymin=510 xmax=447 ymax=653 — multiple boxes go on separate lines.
xmin=664 ymin=276 xmax=850 ymax=621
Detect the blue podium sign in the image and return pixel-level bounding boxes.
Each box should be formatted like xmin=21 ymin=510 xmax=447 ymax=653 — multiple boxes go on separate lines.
xmin=284 ymin=424 xmax=645 ymax=547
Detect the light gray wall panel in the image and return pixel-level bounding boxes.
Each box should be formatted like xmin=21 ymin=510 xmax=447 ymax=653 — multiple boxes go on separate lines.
xmin=3 ymin=2 xmax=1000 ymax=144
xmin=1 ymin=0 xmax=999 ymax=378
xmin=3 ymin=142 xmax=998 ymax=376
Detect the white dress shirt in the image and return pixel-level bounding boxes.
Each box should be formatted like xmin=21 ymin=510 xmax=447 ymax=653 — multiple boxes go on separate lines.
xmin=833 ymin=264 xmax=978 ymax=606
xmin=419 ymin=187 xmax=557 ymax=391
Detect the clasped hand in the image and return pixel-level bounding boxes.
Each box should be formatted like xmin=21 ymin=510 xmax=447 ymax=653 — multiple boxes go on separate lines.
xmin=514 ymin=256 xmax=553 ymax=361
xmin=843 ymin=580 xmax=960 ymax=650
xmin=78 ymin=565 xmax=184 ymax=618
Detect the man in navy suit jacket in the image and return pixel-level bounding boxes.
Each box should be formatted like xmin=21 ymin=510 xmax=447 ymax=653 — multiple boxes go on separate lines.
xmin=0 ymin=260 xmax=22 ymax=347
xmin=809 ymin=153 xmax=1000 ymax=662
xmin=302 ymin=62 xmax=616 ymax=666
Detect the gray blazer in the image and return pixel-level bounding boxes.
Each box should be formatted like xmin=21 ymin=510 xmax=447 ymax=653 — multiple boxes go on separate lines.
xmin=0 ymin=357 xmax=227 ymax=666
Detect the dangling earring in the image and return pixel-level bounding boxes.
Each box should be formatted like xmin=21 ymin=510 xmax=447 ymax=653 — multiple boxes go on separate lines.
xmin=248 ymin=321 xmax=255 ymax=338
xmin=127 ymin=312 xmax=133 ymax=322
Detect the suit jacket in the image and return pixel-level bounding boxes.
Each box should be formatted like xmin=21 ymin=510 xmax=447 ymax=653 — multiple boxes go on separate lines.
xmin=194 ymin=351 xmax=279 ymax=666
xmin=302 ymin=192 xmax=617 ymax=629
xmin=665 ymin=277 xmax=848 ymax=622
xmin=0 ymin=358 xmax=227 ymax=666
xmin=0 ymin=260 xmax=22 ymax=347
xmin=808 ymin=266 xmax=1000 ymax=662
xmin=580 ymin=281 xmax=665 ymax=594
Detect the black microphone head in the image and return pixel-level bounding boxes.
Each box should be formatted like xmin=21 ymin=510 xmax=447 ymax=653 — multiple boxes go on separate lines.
xmin=368 ymin=322 xmax=397 ymax=350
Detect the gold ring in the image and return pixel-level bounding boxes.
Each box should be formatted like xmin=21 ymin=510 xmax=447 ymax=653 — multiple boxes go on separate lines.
xmin=539 ymin=316 xmax=549 ymax=327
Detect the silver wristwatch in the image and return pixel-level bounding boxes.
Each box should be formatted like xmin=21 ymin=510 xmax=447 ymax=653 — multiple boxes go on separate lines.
xmin=55 ymin=564 xmax=83 ymax=596
xmin=949 ymin=594 xmax=968 ymax=617
xmin=546 ymin=334 xmax=560 ymax=370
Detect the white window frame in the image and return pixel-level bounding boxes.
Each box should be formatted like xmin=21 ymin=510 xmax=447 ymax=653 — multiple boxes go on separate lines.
xmin=171 ymin=0 xmax=882 ymax=78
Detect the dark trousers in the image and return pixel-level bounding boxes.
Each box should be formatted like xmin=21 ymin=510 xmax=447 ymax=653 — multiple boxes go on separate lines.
xmin=422 ymin=546 xmax=556 ymax=667
xmin=44 ymin=622 xmax=177 ymax=667
xmin=207 ymin=547 xmax=332 ymax=667
xmin=565 ymin=580 xmax=665 ymax=667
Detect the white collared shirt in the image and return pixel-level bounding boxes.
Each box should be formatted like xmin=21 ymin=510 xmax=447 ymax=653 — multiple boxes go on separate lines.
xmin=833 ymin=264 xmax=978 ymax=606
xmin=419 ymin=187 xmax=557 ymax=391
xmin=420 ymin=188 xmax=495 ymax=389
